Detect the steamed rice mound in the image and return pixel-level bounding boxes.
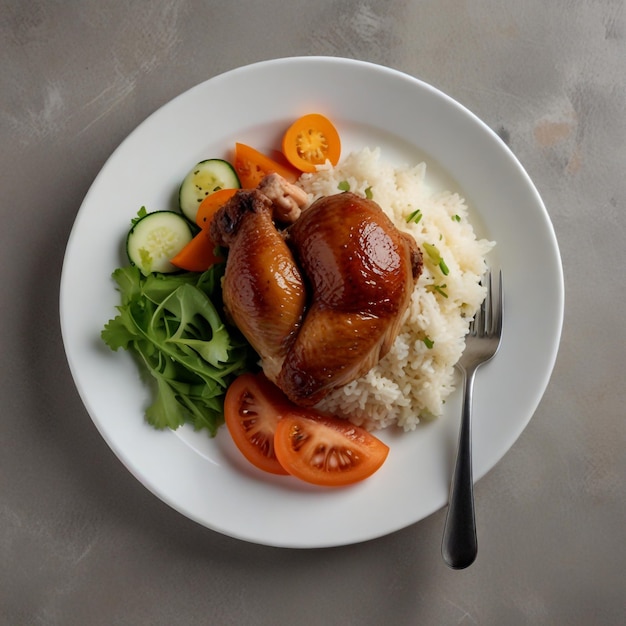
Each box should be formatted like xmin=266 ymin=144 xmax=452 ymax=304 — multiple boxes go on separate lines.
xmin=297 ymin=148 xmax=494 ymax=432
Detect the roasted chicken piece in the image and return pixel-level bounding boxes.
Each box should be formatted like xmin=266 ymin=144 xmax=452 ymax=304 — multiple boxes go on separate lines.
xmin=212 ymin=182 xmax=422 ymax=407
xmin=277 ymin=192 xmax=422 ymax=405
xmin=210 ymin=189 xmax=306 ymax=382
xmin=257 ymin=173 xmax=309 ymax=223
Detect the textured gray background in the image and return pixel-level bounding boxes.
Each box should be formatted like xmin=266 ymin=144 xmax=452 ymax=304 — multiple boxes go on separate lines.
xmin=2 ymin=1 xmax=625 ymax=624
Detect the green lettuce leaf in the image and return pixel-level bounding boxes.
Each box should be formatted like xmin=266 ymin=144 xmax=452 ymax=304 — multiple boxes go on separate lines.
xmin=101 ymin=264 xmax=257 ymax=436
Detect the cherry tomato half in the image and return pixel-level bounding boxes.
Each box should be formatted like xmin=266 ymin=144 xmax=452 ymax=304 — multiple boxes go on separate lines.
xmin=274 ymin=411 xmax=389 ymax=487
xmin=282 ymin=113 xmax=341 ymax=173
xmin=224 ymin=372 xmax=292 ymax=475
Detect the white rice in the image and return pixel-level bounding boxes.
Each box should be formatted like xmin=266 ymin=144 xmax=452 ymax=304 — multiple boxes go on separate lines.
xmin=297 ymin=147 xmax=494 ymax=431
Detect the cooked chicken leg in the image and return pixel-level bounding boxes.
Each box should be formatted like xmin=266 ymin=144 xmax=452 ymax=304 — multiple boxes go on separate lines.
xmin=278 ymin=192 xmax=422 ymax=405
xmin=210 ymin=189 xmax=306 ymax=382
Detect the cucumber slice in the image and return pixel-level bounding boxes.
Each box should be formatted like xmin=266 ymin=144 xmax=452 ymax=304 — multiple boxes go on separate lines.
xmin=126 ymin=211 xmax=193 ymax=275
xmin=179 ymin=159 xmax=240 ymax=223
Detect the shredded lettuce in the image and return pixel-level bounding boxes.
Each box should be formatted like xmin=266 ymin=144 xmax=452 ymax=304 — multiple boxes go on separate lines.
xmin=101 ymin=264 xmax=257 ymax=436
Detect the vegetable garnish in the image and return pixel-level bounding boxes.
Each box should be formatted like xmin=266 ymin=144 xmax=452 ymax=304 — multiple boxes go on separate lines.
xmin=195 ymin=187 xmax=239 ymax=229
xmin=224 ymin=372 xmax=390 ymax=486
xmin=406 ymin=208 xmax=423 ymax=224
xmin=282 ymin=113 xmax=341 ymax=173
xmin=170 ymin=187 xmax=240 ymax=272
xmin=101 ymin=264 xmax=256 ymax=435
xmin=423 ymin=242 xmax=450 ymax=276
xmin=224 ymin=372 xmax=292 ymax=475
xmin=233 ymin=142 xmax=299 ymax=189
xmin=126 ymin=210 xmax=193 ymax=276
xmin=132 ymin=205 xmax=148 ymax=225
xmin=452 ymin=214 xmax=461 ymax=222
xmin=426 ymin=283 xmax=449 ymax=298
xmin=274 ymin=410 xmax=389 ymax=487
xmin=170 ymin=230 xmax=222 ymax=273
xmin=337 ymin=180 xmax=350 ymax=191
xmin=178 ymin=159 xmax=240 ymax=223
xmin=422 ymin=336 xmax=435 ymax=349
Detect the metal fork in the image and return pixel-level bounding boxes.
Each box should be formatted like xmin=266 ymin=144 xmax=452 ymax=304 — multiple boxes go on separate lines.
xmin=442 ymin=269 xmax=503 ymax=569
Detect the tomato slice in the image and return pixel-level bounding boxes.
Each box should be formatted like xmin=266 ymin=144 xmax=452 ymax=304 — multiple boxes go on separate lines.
xmin=224 ymin=373 xmax=293 ymax=475
xmin=282 ymin=113 xmax=341 ymax=173
xmin=233 ymin=143 xmax=299 ymax=188
xmin=274 ymin=411 xmax=389 ymax=486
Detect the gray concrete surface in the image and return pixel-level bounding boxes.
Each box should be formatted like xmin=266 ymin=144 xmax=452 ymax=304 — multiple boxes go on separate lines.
xmin=1 ymin=1 xmax=625 ymax=624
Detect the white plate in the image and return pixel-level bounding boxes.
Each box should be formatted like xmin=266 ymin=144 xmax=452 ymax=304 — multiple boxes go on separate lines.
xmin=60 ymin=57 xmax=563 ymax=548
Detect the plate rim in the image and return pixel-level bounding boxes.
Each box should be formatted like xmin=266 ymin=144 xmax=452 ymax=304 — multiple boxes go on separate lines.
xmin=60 ymin=55 xmax=564 ymax=548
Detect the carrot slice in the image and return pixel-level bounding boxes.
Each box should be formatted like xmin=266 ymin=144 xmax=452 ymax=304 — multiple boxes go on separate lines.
xmin=170 ymin=229 xmax=222 ymax=272
xmin=282 ymin=113 xmax=341 ymax=173
xmin=195 ymin=187 xmax=238 ymax=229
xmin=233 ymin=142 xmax=299 ymax=188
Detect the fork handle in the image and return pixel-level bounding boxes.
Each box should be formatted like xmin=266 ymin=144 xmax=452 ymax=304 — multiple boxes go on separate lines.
xmin=442 ymin=367 xmax=478 ymax=569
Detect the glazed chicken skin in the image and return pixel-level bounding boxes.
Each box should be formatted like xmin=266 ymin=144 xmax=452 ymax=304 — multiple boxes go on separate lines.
xmin=278 ymin=192 xmax=423 ymax=405
xmin=210 ymin=189 xmax=306 ymax=382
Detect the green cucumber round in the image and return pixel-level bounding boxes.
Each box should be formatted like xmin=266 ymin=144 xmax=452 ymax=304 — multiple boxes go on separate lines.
xmin=126 ymin=211 xmax=192 ymax=275
xmin=179 ymin=159 xmax=240 ymax=223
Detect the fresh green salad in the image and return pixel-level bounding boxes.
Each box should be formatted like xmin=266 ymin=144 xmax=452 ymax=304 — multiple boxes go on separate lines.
xmin=101 ymin=155 xmax=258 ymax=437
xmin=101 ymin=260 xmax=257 ymax=436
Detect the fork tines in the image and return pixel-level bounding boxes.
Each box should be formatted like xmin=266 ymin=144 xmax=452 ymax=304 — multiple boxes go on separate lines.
xmin=472 ymin=269 xmax=503 ymax=338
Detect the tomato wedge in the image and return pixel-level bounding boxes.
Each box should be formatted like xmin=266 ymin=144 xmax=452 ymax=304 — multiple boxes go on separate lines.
xmin=224 ymin=372 xmax=293 ymax=475
xmin=274 ymin=411 xmax=389 ymax=486
xmin=233 ymin=142 xmax=299 ymax=188
xmin=282 ymin=113 xmax=341 ymax=173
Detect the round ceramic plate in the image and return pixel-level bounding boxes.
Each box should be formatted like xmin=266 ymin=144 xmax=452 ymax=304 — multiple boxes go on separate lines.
xmin=60 ymin=57 xmax=563 ymax=548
